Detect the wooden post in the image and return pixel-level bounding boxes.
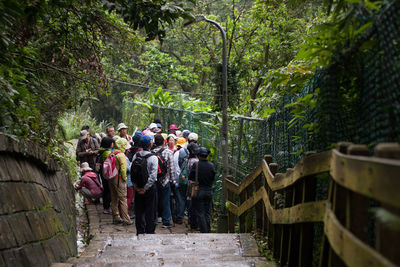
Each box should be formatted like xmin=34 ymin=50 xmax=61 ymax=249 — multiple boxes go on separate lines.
xmin=298 ymin=171 xmax=316 ymax=267
xmin=239 ymin=187 xmax=246 ymax=233
xmin=347 ymin=145 xmax=369 ymax=243
xmin=226 ymin=175 xmax=235 ymax=233
xmin=268 ymin=163 xmax=278 ymax=255
xmin=246 ymin=182 xmax=254 ymax=233
xmin=255 ymin=174 xmax=263 ymax=232
xmin=374 ymin=143 xmax=400 ymax=265
xmin=263 ymin=156 xmax=272 ymax=236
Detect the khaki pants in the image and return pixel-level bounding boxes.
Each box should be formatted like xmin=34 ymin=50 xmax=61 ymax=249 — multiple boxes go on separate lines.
xmin=109 ymin=178 xmax=130 ymax=223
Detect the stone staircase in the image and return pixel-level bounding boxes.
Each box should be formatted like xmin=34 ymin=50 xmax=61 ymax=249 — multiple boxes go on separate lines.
xmin=64 ymin=233 xmax=273 ymax=267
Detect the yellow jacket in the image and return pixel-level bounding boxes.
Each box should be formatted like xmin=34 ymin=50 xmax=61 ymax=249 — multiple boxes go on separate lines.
xmin=114 ymin=140 xmax=127 ymax=180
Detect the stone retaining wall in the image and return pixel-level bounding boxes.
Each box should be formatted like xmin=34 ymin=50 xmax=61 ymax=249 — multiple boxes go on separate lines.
xmin=0 ymin=134 xmax=77 ymax=266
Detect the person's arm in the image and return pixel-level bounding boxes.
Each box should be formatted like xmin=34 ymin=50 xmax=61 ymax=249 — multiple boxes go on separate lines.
xmin=92 ymin=138 xmax=100 ymax=154
xmin=116 ymin=153 xmax=127 ymax=180
xmin=144 ymin=155 xmax=158 ymax=190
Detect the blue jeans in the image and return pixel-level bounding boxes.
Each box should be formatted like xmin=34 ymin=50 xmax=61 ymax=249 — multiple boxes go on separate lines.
xmin=175 ymin=184 xmax=187 ymax=220
xmin=158 ymin=182 xmax=171 ymax=226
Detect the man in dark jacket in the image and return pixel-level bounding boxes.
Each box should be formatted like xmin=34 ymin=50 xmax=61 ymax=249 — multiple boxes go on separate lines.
xmin=131 ymin=135 xmax=158 ymax=234
xmin=76 ymin=130 xmax=99 ymax=169
xmin=188 ymin=147 xmax=215 ymax=233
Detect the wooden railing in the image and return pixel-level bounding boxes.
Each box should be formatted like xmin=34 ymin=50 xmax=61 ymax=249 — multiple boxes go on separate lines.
xmin=225 ymin=142 xmax=400 ymax=267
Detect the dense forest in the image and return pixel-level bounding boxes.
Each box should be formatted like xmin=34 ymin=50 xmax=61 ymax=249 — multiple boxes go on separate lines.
xmin=0 ymin=0 xmax=385 ymax=152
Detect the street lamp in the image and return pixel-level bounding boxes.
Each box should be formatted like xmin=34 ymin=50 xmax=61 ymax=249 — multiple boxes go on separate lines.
xmin=183 ymin=15 xmax=229 ymax=210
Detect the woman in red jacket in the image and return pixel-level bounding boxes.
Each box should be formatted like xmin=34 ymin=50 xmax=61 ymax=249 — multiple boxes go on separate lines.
xmin=75 ymin=162 xmax=103 ymax=204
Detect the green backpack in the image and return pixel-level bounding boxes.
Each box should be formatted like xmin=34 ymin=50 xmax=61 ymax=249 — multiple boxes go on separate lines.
xmin=178 ymin=159 xmax=190 ymax=185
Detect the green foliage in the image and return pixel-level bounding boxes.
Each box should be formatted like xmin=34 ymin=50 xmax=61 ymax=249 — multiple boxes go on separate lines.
xmin=59 ymin=106 xmax=108 ymax=140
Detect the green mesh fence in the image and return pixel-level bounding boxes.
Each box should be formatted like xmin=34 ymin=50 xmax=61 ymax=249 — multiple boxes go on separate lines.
xmin=122 ymin=1 xmax=400 ymax=193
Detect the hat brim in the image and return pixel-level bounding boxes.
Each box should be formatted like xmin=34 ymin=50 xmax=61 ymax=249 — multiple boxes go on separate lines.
xmin=80 ymin=167 xmax=93 ymax=172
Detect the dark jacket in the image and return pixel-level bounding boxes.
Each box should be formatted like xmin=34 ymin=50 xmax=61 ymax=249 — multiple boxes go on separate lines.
xmin=188 ymin=159 xmax=215 ymax=189
xmin=76 ymin=137 xmax=99 ymax=166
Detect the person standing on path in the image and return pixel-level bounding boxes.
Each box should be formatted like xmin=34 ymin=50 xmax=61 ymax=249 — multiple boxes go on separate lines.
xmin=109 ymin=138 xmax=132 ymax=225
xmin=97 ymin=137 xmax=114 ymax=214
xmin=152 ymin=134 xmax=176 ymax=228
xmin=188 ymin=147 xmax=215 ymax=233
xmin=76 ymin=129 xmax=99 ymax=169
xmin=131 ymin=135 xmax=158 ymax=234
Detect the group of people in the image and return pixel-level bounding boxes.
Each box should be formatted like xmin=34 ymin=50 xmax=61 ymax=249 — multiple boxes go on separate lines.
xmin=74 ymin=119 xmax=216 ymax=234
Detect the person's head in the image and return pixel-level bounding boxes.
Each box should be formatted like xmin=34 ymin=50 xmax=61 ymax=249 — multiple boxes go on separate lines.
xmin=100 ymin=137 xmax=114 ymax=149
xmin=148 ymin=123 xmax=157 ymax=132
xmin=106 ymin=126 xmax=115 ymax=137
xmin=187 ymin=142 xmax=199 ymax=157
xmin=79 ymin=162 xmax=93 ymax=174
xmin=141 ymin=135 xmax=154 ymax=150
xmin=182 ymin=130 xmax=191 ymax=140
xmin=81 ymin=125 xmax=90 ymax=131
xmin=188 ymin=132 xmax=198 ymax=144
xmin=154 ymin=134 xmax=165 ymax=147
xmin=154 ymin=118 xmax=162 ymax=125
xmin=168 ymin=124 xmax=178 ymax=135
xmin=80 ymin=130 xmax=90 ymax=143
xmin=133 ymin=131 xmax=142 ymax=147
xmin=197 ymin=147 xmax=210 ymax=160
xmin=117 ymin=123 xmax=128 ymax=136
xmin=176 ymin=137 xmax=186 ymax=149
xmin=167 ymin=134 xmax=176 ymax=148
xmin=115 ymin=138 xmax=131 ymax=153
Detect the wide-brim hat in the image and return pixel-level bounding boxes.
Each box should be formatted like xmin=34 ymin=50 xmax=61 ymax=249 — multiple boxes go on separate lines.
xmin=148 ymin=123 xmax=157 ymax=130
xmin=80 ymin=130 xmax=89 ymax=141
xmin=169 ymin=124 xmax=179 ymax=130
xmin=79 ymin=162 xmax=92 ymax=172
xmin=117 ymin=123 xmax=128 ymax=131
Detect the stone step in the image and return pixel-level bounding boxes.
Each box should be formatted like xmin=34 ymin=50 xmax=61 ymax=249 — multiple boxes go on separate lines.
xmin=65 ymin=233 xmax=275 ymax=267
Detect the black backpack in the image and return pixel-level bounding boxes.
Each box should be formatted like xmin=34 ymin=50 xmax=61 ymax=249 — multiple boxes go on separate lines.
xmin=131 ymin=153 xmax=154 ymax=188
xmin=154 ymin=148 xmax=168 ymax=185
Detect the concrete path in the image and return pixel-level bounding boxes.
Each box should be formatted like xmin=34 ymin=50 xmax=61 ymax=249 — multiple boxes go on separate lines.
xmin=61 ymin=204 xmax=274 ymax=267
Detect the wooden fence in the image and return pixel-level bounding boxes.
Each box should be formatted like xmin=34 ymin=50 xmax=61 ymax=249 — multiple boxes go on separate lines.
xmin=225 ymin=142 xmax=400 ymax=266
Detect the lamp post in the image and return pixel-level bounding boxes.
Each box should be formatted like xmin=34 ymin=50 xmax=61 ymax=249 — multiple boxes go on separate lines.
xmin=184 ymin=15 xmax=229 ymax=209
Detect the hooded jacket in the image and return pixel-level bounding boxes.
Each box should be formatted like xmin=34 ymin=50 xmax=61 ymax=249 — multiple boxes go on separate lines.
xmin=76 ymin=171 xmax=102 ymax=195
xmin=114 ymin=140 xmax=127 ymax=181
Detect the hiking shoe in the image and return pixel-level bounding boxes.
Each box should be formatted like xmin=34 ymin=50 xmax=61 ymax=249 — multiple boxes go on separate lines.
xmin=113 ymin=219 xmax=123 ymax=225
xmin=103 ymin=209 xmax=112 ymax=214
xmin=130 ymin=215 xmax=136 ymax=220
xmin=175 ymin=219 xmax=183 ymax=224
xmin=162 ymin=224 xmax=172 ymax=229
xmin=122 ymin=220 xmax=133 ymax=226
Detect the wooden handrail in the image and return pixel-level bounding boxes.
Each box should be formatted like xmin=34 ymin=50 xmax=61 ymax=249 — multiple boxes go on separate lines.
xmin=330 ymin=149 xmax=400 ymax=208
xmin=225 ymin=144 xmax=400 ymax=267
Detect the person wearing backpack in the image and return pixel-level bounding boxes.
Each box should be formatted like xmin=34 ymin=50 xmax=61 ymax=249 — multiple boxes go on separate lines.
xmin=96 ymin=137 xmax=114 ymax=214
xmin=131 ymin=135 xmax=158 ymax=234
xmin=108 ymin=138 xmax=132 ymax=226
xmin=152 ymin=134 xmax=176 ymax=228
xmin=188 ymin=147 xmax=215 ymax=233
xmin=75 ymin=162 xmax=103 ymax=205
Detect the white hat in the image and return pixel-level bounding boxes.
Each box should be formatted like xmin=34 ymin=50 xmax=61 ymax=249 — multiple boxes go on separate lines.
xmin=148 ymin=123 xmax=157 ymax=130
xmin=117 ymin=123 xmax=128 ymax=131
xmin=175 ymin=130 xmax=182 ymax=137
xmin=80 ymin=130 xmax=89 ymax=141
xmin=167 ymin=134 xmax=177 ymax=140
xmin=188 ymin=132 xmax=198 ymax=142
xmin=79 ymin=162 xmax=92 ymax=172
